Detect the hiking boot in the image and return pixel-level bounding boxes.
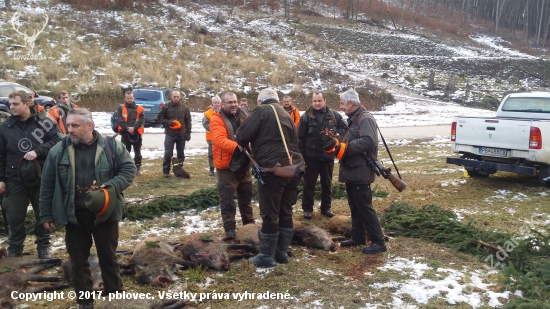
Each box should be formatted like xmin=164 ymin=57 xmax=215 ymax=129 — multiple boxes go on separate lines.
xmin=38 ymin=248 xmax=51 ymax=259
xmin=249 ymin=230 xmax=278 ymax=268
xmin=321 ymin=209 xmax=335 ymax=218
xmin=274 ymin=227 xmax=294 ymax=264
xmin=135 ymin=165 xmax=141 ymax=175
xmin=163 ymin=173 xmax=170 ymax=178
xmin=303 ymin=212 xmax=312 ymax=219
xmin=225 ymin=229 xmax=236 ymax=239
xmin=363 ymin=242 xmax=387 ymax=254
xmin=7 ymin=252 xmax=22 ymax=258
xmin=209 ymin=167 xmax=215 ymax=177
xmin=340 ymin=239 xmax=363 ymax=248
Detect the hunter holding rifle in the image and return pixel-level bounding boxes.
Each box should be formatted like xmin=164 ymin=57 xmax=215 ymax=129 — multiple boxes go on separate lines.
xmin=236 ymin=88 xmax=304 ymax=267
xmin=323 ymin=89 xmax=387 ymax=254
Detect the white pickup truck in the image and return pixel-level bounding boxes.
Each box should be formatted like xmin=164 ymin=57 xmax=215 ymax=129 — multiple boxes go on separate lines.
xmin=446 ymin=92 xmax=550 ymax=184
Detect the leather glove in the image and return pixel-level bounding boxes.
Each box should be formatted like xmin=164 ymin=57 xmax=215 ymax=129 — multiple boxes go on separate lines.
xmin=185 ymin=134 xmax=191 ymax=141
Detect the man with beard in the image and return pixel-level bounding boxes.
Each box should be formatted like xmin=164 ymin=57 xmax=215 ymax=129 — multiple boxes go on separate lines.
xmin=297 ymin=91 xmax=345 ymax=219
xmin=282 ymin=95 xmax=300 ymax=127
xmin=211 ymin=91 xmax=254 ymax=239
xmin=40 ymin=108 xmax=136 ymax=309
xmin=0 ymin=90 xmax=60 ymax=258
xmin=236 ymin=88 xmax=304 ymax=267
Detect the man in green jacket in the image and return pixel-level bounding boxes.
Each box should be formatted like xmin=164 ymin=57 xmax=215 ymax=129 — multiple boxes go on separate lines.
xmin=0 ymin=91 xmax=61 ymax=259
xmin=324 ymin=89 xmax=387 ymax=254
xmin=40 ymin=108 xmax=136 ymax=309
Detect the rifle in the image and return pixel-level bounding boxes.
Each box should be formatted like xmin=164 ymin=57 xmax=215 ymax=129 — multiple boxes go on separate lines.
xmin=361 ymin=152 xmax=407 ymax=192
xmin=242 ymin=148 xmax=265 ymax=185
xmin=322 ymin=127 xmax=407 ymax=192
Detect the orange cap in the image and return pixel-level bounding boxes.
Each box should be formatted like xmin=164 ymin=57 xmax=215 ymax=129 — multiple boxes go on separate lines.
xmin=169 ymin=120 xmax=182 ymax=130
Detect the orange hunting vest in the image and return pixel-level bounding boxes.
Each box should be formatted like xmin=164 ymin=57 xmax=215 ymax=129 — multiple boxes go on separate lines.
xmin=118 ymin=104 xmax=144 ymax=135
xmin=48 ymin=104 xmax=77 ymax=134
xmin=204 ymin=107 xmax=216 ymax=141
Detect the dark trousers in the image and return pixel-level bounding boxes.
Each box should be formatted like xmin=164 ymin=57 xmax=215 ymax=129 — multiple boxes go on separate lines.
xmin=3 ymin=181 xmax=50 ymax=255
xmin=207 ymin=140 xmax=214 ymax=170
xmin=301 ymin=158 xmax=334 ymax=212
xmin=217 ymin=169 xmax=254 ymax=232
xmin=121 ymin=133 xmax=142 ymax=166
xmin=258 ymin=175 xmax=302 ymax=234
xmin=1 ymin=193 xmax=8 ymax=236
xmin=65 ymin=216 xmax=122 ymax=304
xmin=163 ymin=134 xmax=185 ymax=173
xmin=346 ymin=183 xmax=384 ymax=244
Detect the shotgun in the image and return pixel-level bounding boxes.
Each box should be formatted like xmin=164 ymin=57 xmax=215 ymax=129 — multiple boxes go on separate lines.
xmin=242 ymin=148 xmax=265 ymax=185
xmin=362 ymin=152 xmax=407 ymax=192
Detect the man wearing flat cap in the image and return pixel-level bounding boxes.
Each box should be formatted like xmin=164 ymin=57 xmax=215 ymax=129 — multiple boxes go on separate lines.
xmin=39 ymin=108 xmax=136 ymax=309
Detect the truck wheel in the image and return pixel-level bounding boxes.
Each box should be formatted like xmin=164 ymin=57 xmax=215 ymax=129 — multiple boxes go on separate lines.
xmin=538 ymin=166 xmax=550 ymax=186
xmin=465 ymin=168 xmax=489 ymax=178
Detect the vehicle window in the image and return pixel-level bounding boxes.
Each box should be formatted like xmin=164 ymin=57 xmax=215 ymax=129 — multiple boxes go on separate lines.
xmin=501 ymin=97 xmax=550 ymax=113
xmin=13 ymin=85 xmax=33 ymax=94
xmin=133 ymin=90 xmax=161 ymax=101
xmin=0 ymin=86 xmax=14 ymax=97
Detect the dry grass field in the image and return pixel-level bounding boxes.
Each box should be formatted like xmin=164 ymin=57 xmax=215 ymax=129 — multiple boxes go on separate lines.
xmin=4 ymin=137 xmax=549 ymax=308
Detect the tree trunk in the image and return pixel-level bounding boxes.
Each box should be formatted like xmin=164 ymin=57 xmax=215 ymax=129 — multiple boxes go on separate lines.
xmin=544 ymin=0 xmax=550 ymax=47
xmin=5 ymin=0 xmax=12 ymax=10
xmin=464 ymin=0 xmax=470 ymax=25
xmin=537 ymin=0 xmax=546 ymax=45
xmin=428 ymin=70 xmax=435 ymax=90
xmin=495 ymin=0 xmax=500 ymax=33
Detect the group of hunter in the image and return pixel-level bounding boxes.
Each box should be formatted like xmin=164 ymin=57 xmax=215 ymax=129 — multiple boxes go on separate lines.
xmin=0 ymin=87 xmax=386 ymax=308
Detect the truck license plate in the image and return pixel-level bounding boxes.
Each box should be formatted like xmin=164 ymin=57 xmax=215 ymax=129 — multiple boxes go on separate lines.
xmin=143 ymin=108 xmax=151 ymax=112
xmin=478 ymin=147 xmax=507 ymax=157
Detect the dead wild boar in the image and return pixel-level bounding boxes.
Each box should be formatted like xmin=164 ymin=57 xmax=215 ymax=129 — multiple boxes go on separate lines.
xmin=328 ymin=215 xmax=352 ymax=239
xmin=176 ymin=233 xmax=231 ymax=271
xmin=0 ymin=257 xmax=68 ymax=309
xmin=130 ymin=237 xmax=194 ymax=287
xmin=62 ymin=254 xmax=103 ymax=291
xmin=235 ymin=224 xmax=261 ymax=251
xmin=328 ymin=215 xmax=392 ymax=242
xmin=95 ymin=298 xmax=187 ymax=309
xmin=294 ymin=224 xmax=337 ymax=252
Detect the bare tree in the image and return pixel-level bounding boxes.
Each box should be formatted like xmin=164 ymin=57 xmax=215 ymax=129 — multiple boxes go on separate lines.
xmin=5 ymin=0 xmax=12 ymax=10
xmin=537 ymin=0 xmax=546 ymax=45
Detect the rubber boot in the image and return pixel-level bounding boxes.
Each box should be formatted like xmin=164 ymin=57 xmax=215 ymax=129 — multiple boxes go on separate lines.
xmin=209 ymin=167 xmax=215 ymax=177
xmin=274 ymin=227 xmax=294 ymax=264
xmin=248 ymin=230 xmax=278 ymax=267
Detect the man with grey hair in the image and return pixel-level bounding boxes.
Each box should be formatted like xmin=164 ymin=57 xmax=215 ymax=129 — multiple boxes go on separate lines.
xmin=0 ymin=90 xmax=60 ymax=259
xmin=236 ymin=88 xmax=304 ymax=267
xmin=203 ymin=95 xmax=221 ymax=176
xmin=323 ymin=89 xmax=387 ymax=254
xmin=40 ymin=108 xmax=136 ymax=309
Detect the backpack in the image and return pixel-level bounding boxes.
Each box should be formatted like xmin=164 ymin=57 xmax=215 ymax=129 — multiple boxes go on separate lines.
xmin=110 ymin=111 xmax=118 ymax=133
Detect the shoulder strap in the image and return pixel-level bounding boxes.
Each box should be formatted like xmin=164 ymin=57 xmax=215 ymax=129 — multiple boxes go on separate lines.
xmin=102 ymin=135 xmax=117 ymax=177
xmin=269 ymin=104 xmax=292 ymax=163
